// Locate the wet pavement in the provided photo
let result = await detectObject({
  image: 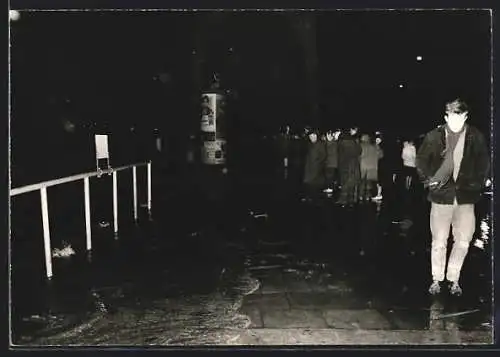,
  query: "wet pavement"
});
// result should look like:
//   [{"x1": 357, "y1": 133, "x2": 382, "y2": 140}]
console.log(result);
[{"x1": 10, "y1": 166, "x2": 493, "y2": 346}]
